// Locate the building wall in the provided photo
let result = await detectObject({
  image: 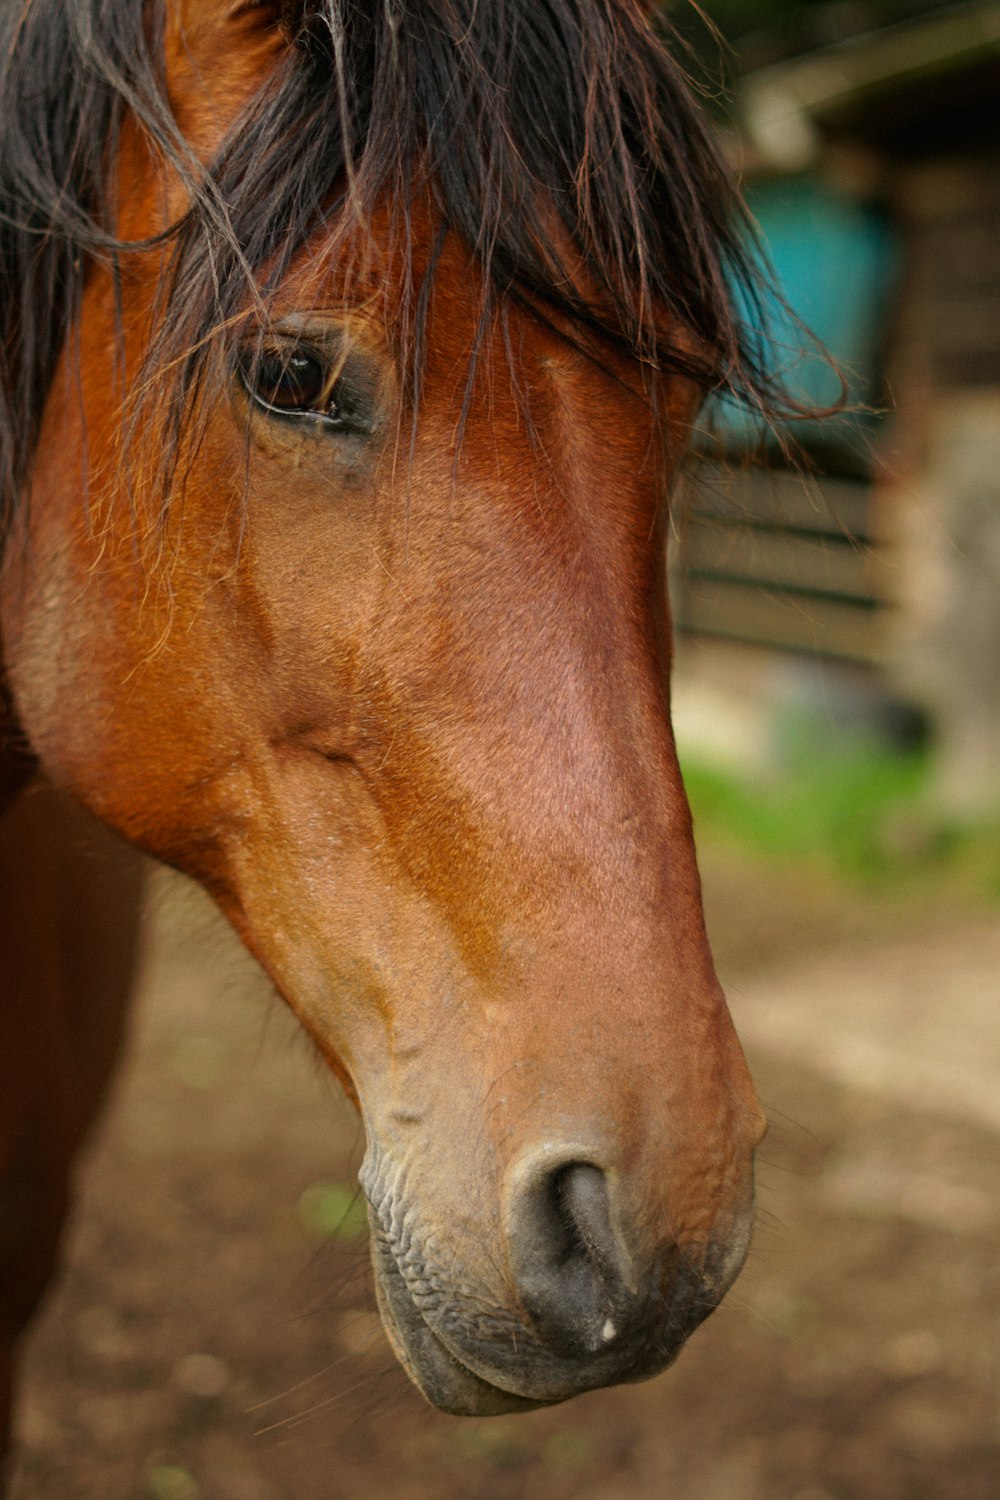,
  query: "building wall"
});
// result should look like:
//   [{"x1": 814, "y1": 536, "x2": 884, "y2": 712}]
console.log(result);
[{"x1": 883, "y1": 156, "x2": 1000, "y2": 813}]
